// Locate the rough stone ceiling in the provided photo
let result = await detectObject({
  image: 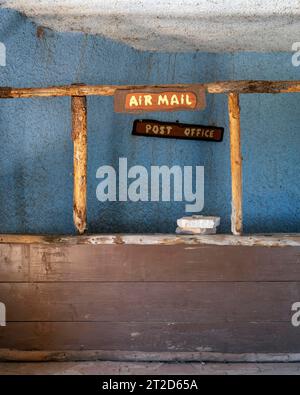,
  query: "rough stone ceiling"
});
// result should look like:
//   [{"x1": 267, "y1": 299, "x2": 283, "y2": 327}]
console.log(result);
[{"x1": 1, "y1": 0, "x2": 300, "y2": 52}]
